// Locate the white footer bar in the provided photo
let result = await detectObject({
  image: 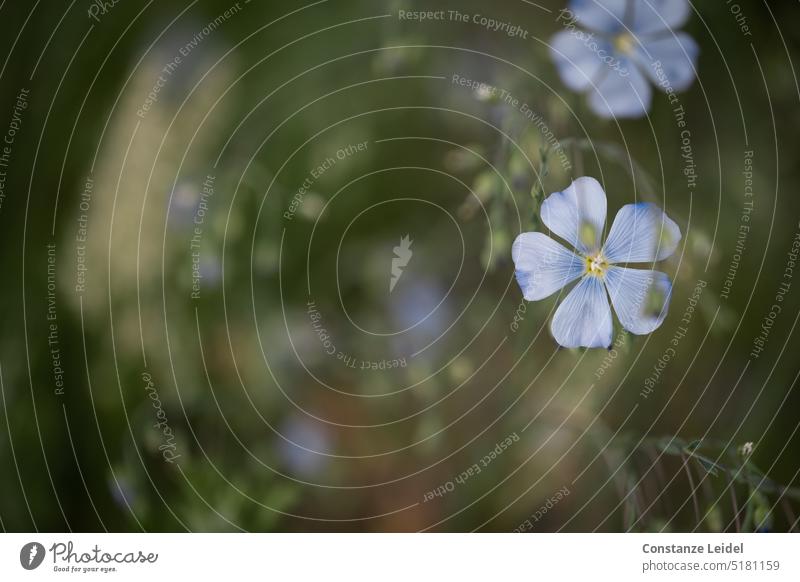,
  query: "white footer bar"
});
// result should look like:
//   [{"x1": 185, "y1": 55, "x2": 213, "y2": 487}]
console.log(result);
[{"x1": 1, "y1": 533, "x2": 798, "y2": 581}]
